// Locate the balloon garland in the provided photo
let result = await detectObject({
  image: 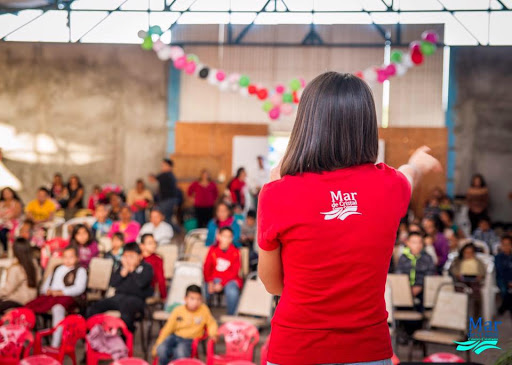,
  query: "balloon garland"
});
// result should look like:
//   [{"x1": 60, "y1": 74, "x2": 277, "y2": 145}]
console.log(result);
[{"x1": 140, "y1": 27, "x2": 438, "y2": 121}]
